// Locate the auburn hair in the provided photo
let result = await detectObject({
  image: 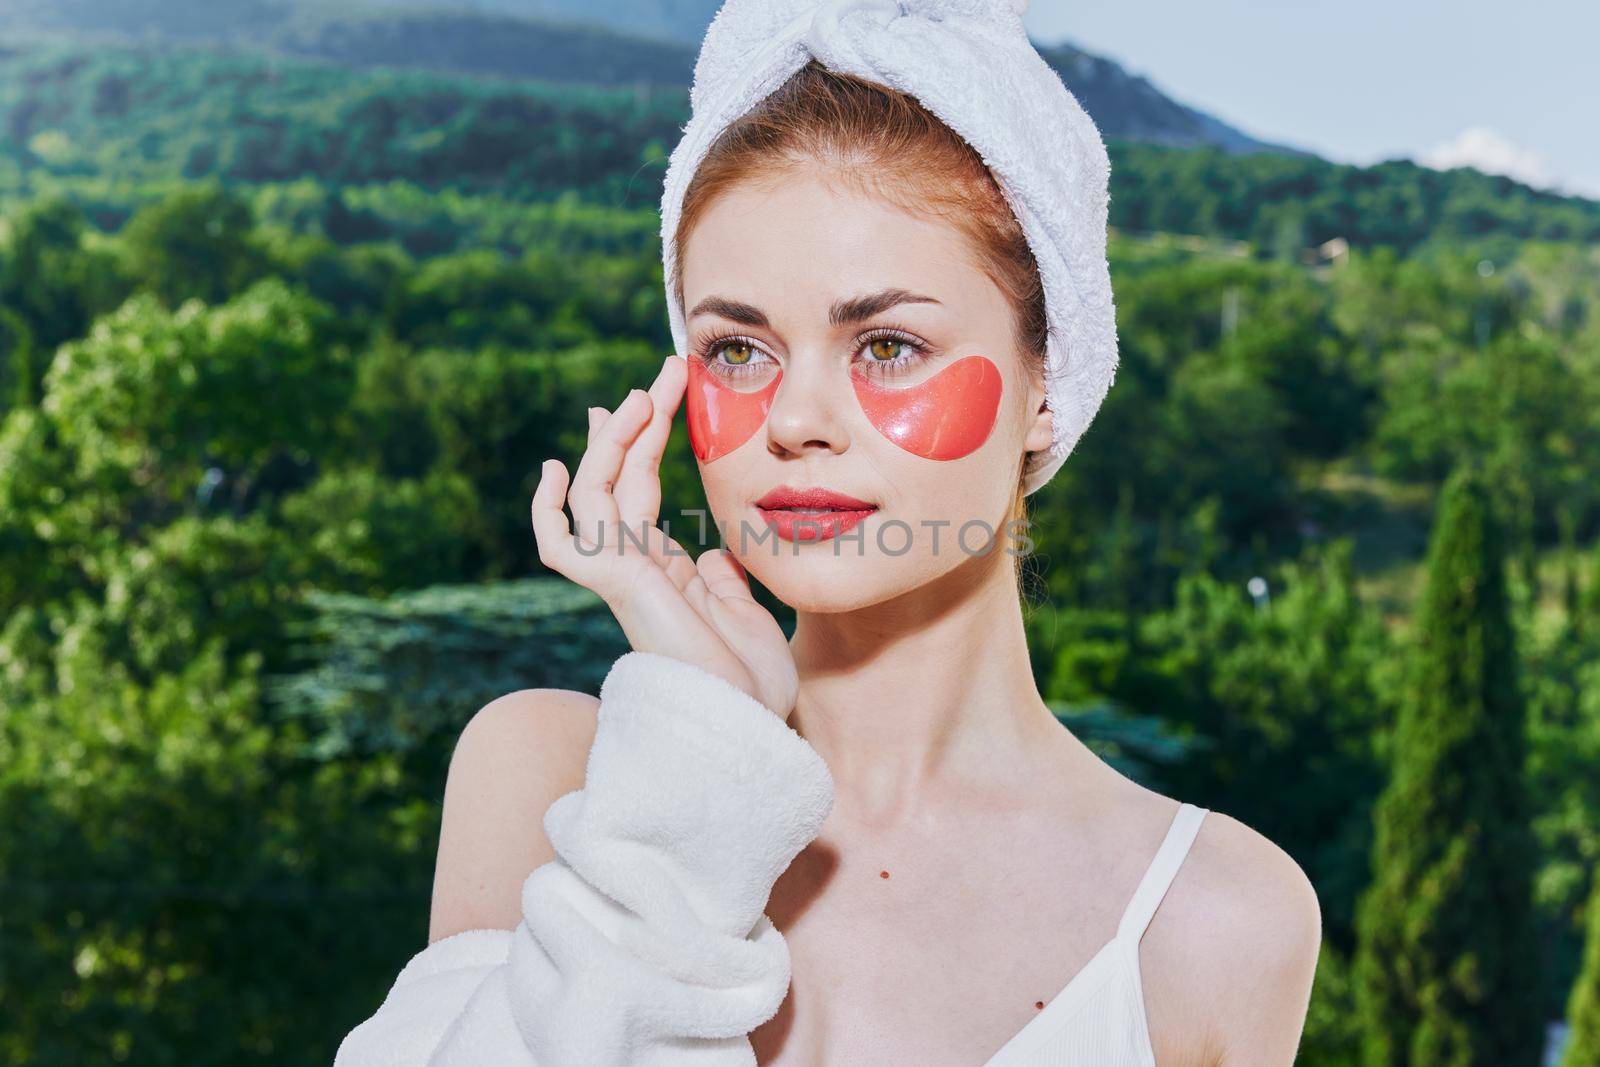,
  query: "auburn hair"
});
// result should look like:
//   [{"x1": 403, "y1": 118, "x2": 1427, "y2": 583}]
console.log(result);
[{"x1": 673, "y1": 59, "x2": 1045, "y2": 581}]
